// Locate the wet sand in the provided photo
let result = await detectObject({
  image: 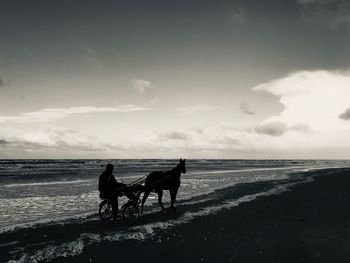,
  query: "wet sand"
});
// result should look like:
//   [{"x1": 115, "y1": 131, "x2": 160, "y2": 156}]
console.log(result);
[{"x1": 2, "y1": 168, "x2": 350, "y2": 262}]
